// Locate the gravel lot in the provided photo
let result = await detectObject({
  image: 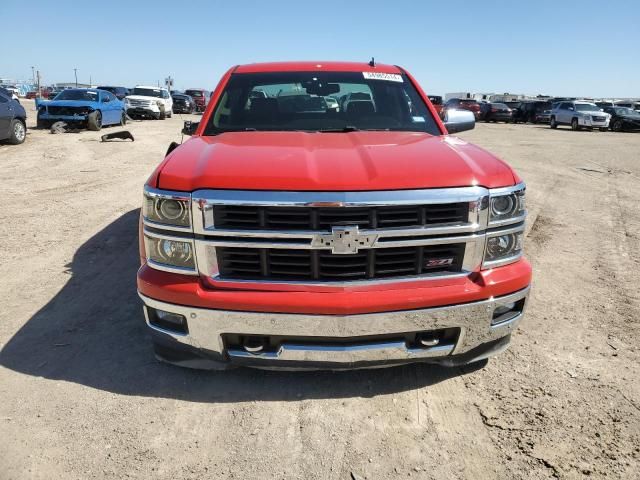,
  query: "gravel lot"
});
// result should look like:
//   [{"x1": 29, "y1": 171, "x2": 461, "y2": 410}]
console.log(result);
[{"x1": 1, "y1": 100, "x2": 639, "y2": 479}]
